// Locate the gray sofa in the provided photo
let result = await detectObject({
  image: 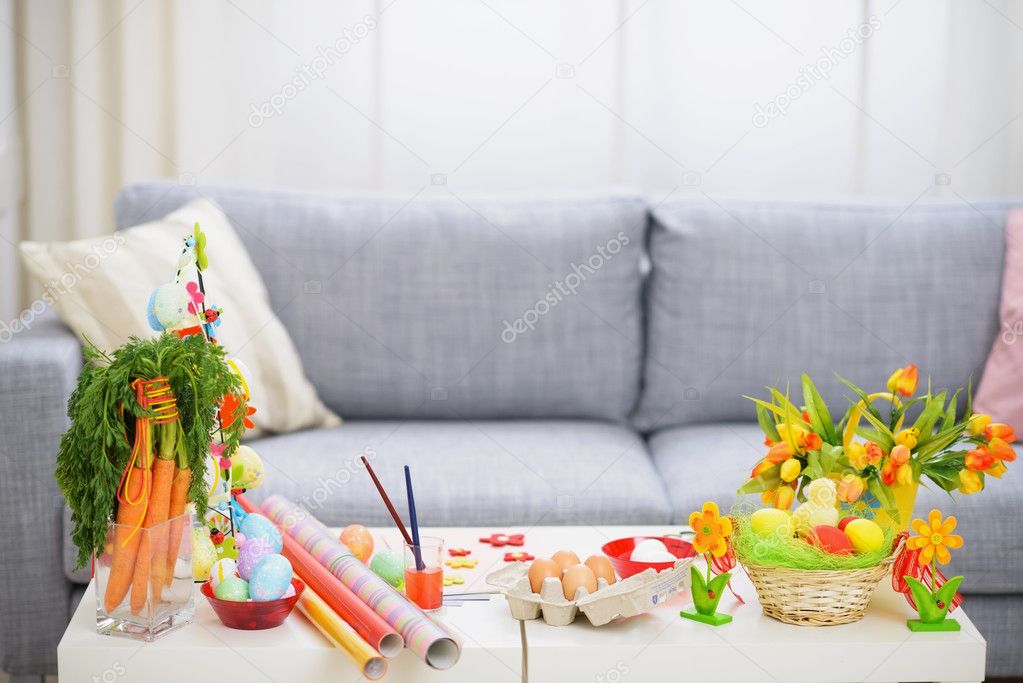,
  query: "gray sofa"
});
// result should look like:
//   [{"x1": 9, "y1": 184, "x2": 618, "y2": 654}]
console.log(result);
[{"x1": 2, "y1": 182, "x2": 1020, "y2": 679}]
